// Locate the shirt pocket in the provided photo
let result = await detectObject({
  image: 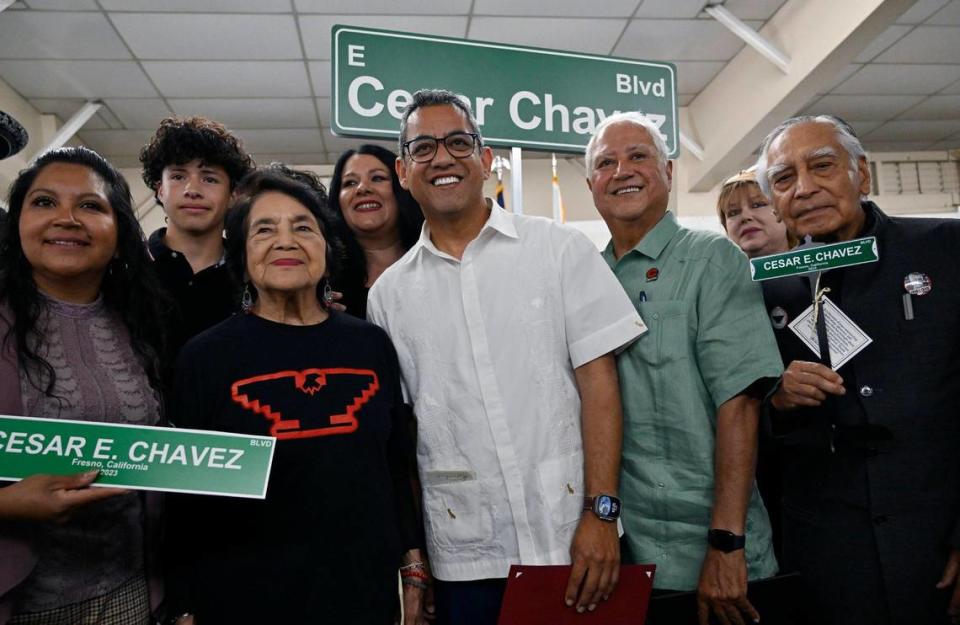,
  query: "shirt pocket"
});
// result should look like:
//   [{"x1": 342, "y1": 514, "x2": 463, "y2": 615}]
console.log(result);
[
  {"x1": 537, "y1": 453, "x2": 584, "y2": 532},
  {"x1": 423, "y1": 479, "x2": 496, "y2": 551},
  {"x1": 635, "y1": 300, "x2": 688, "y2": 366}
]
